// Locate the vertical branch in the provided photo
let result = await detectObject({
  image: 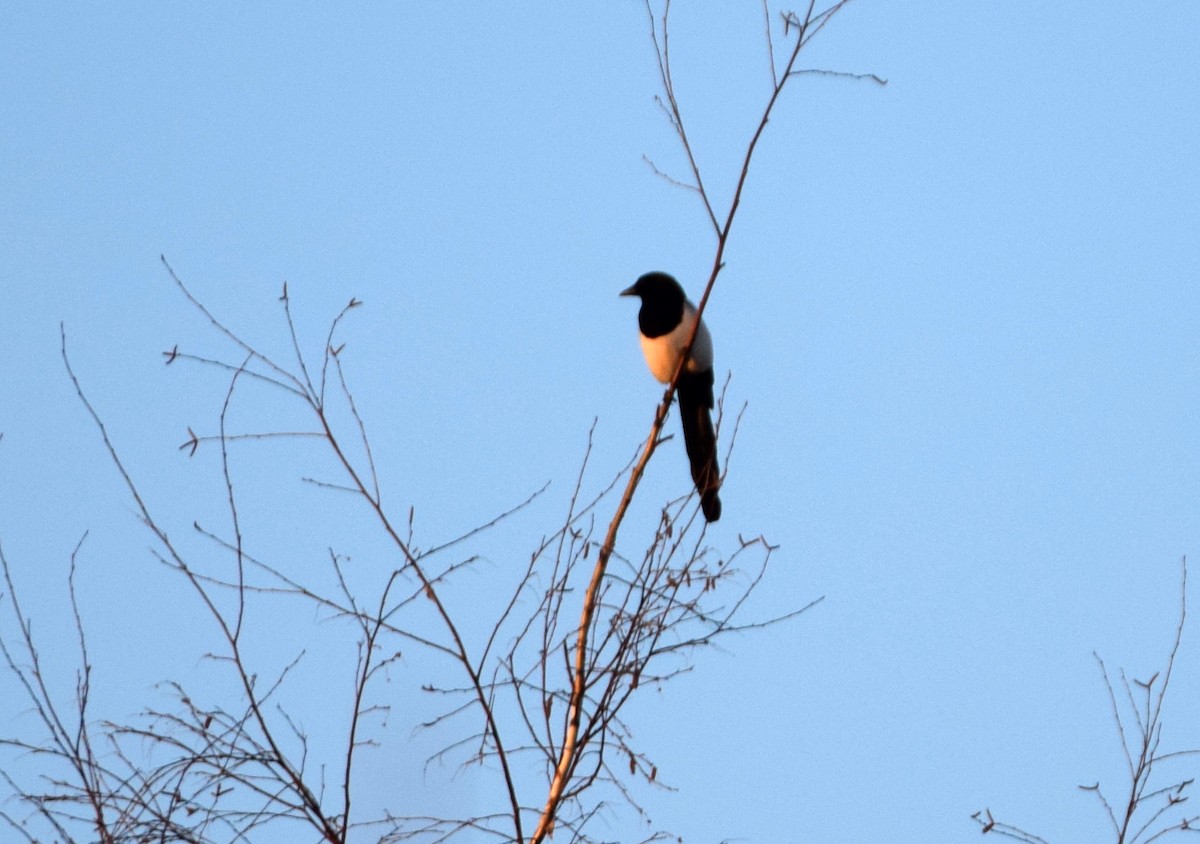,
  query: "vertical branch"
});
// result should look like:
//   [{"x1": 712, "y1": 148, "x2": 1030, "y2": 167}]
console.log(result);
[
  {"x1": 531, "y1": 4, "x2": 863, "y2": 841},
  {"x1": 337, "y1": 555, "x2": 403, "y2": 842},
  {"x1": 280, "y1": 281, "x2": 318, "y2": 402},
  {"x1": 62, "y1": 534, "x2": 110, "y2": 841},
  {"x1": 220, "y1": 355, "x2": 252, "y2": 643},
  {"x1": 330, "y1": 343, "x2": 382, "y2": 508},
  {"x1": 0, "y1": 535, "x2": 116, "y2": 843},
  {"x1": 644, "y1": 0, "x2": 719, "y2": 236},
  {"x1": 763, "y1": 0, "x2": 779, "y2": 88}
]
